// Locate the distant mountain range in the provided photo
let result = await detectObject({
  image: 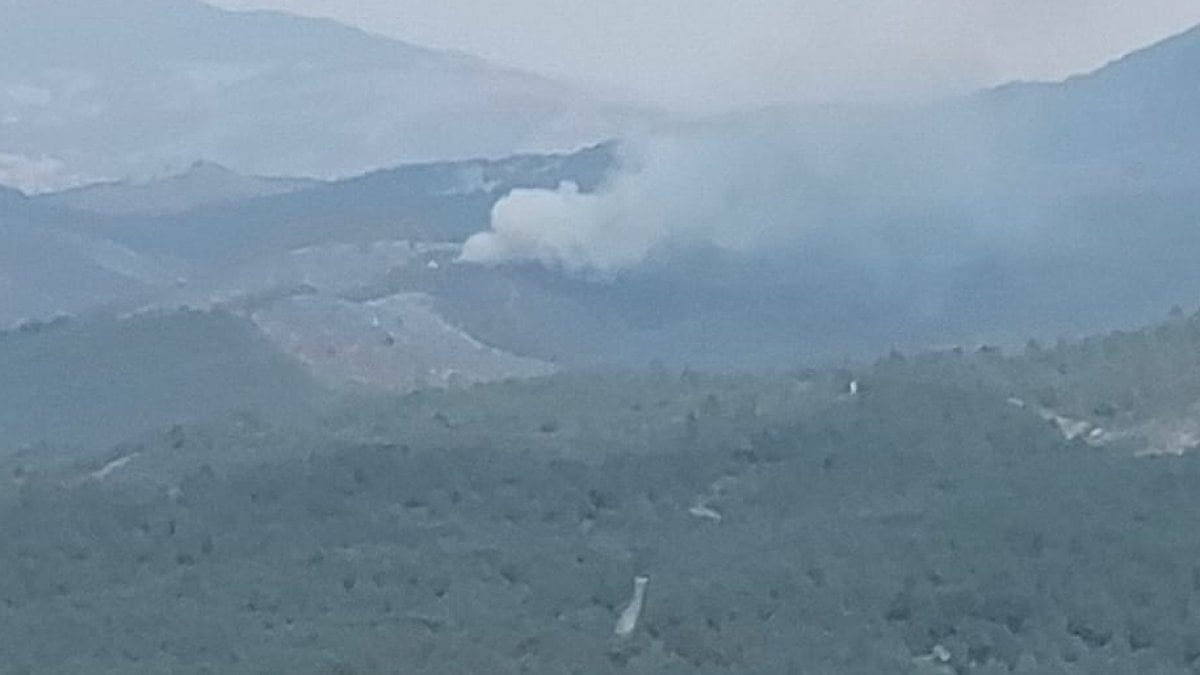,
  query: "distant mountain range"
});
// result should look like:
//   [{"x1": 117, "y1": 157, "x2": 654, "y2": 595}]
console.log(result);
[
  {"x1": 2, "y1": 21, "x2": 1200, "y2": 395},
  {"x1": 0, "y1": 0, "x2": 652, "y2": 190},
  {"x1": 39, "y1": 161, "x2": 320, "y2": 216},
  {"x1": 0, "y1": 147, "x2": 611, "y2": 399},
  {"x1": 971, "y1": 22, "x2": 1200, "y2": 192},
  {"x1": 374, "y1": 24, "x2": 1200, "y2": 368}
]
